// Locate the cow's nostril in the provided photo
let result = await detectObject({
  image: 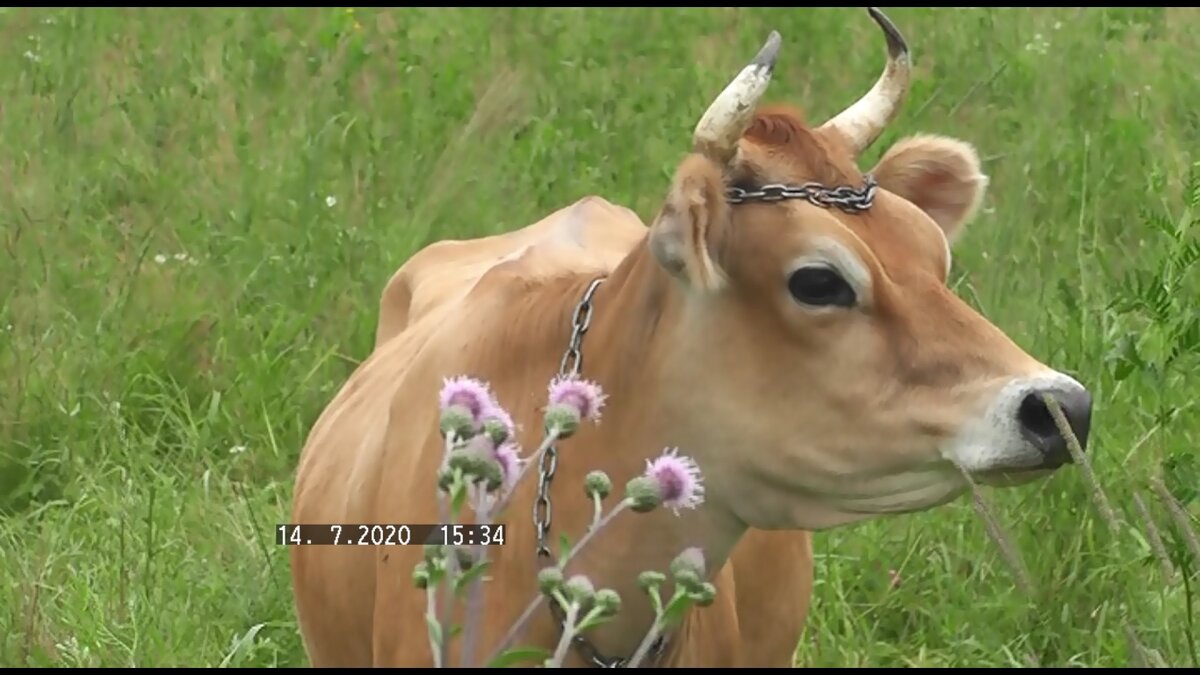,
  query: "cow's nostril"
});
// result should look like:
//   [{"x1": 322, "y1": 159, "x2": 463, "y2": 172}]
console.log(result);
[
  {"x1": 1016, "y1": 386, "x2": 1093, "y2": 468},
  {"x1": 1017, "y1": 393, "x2": 1057, "y2": 441}
]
